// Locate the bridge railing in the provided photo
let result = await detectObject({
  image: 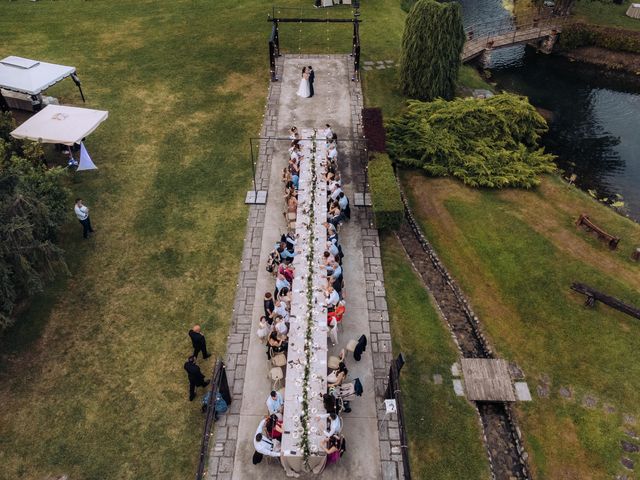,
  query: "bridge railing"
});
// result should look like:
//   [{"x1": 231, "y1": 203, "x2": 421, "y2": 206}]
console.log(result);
[{"x1": 462, "y1": 12, "x2": 574, "y2": 58}]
